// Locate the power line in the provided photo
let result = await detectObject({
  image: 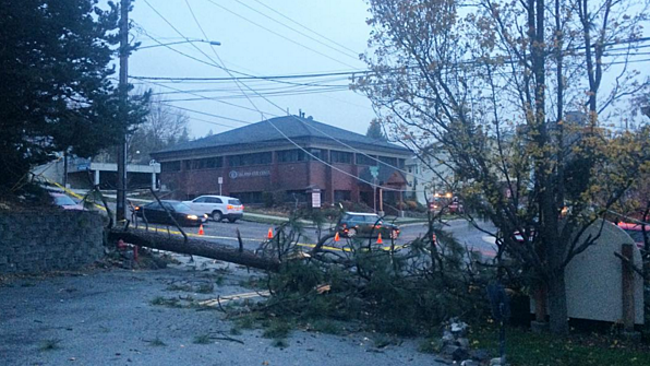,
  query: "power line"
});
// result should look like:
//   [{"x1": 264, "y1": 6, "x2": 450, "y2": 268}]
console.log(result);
[
  {"x1": 141, "y1": 0, "x2": 237, "y2": 75},
  {"x1": 202, "y1": 0, "x2": 364, "y2": 70},
  {"x1": 185, "y1": 1, "x2": 413, "y2": 192},
  {"x1": 138, "y1": 78, "x2": 276, "y2": 114},
  {"x1": 130, "y1": 69, "x2": 369, "y2": 82},
  {"x1": 249, "y1": 0, "x2": 360, "y2": 57},
  {"x1": 230, "y1": 0, "x2": 360, "y2": 60},
  {"x1": 133, "y1": 25, "x2": 357, "y2": 88},
  {"x1": 162, "y1": 103, "x2": 254, "y2": 125}
]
